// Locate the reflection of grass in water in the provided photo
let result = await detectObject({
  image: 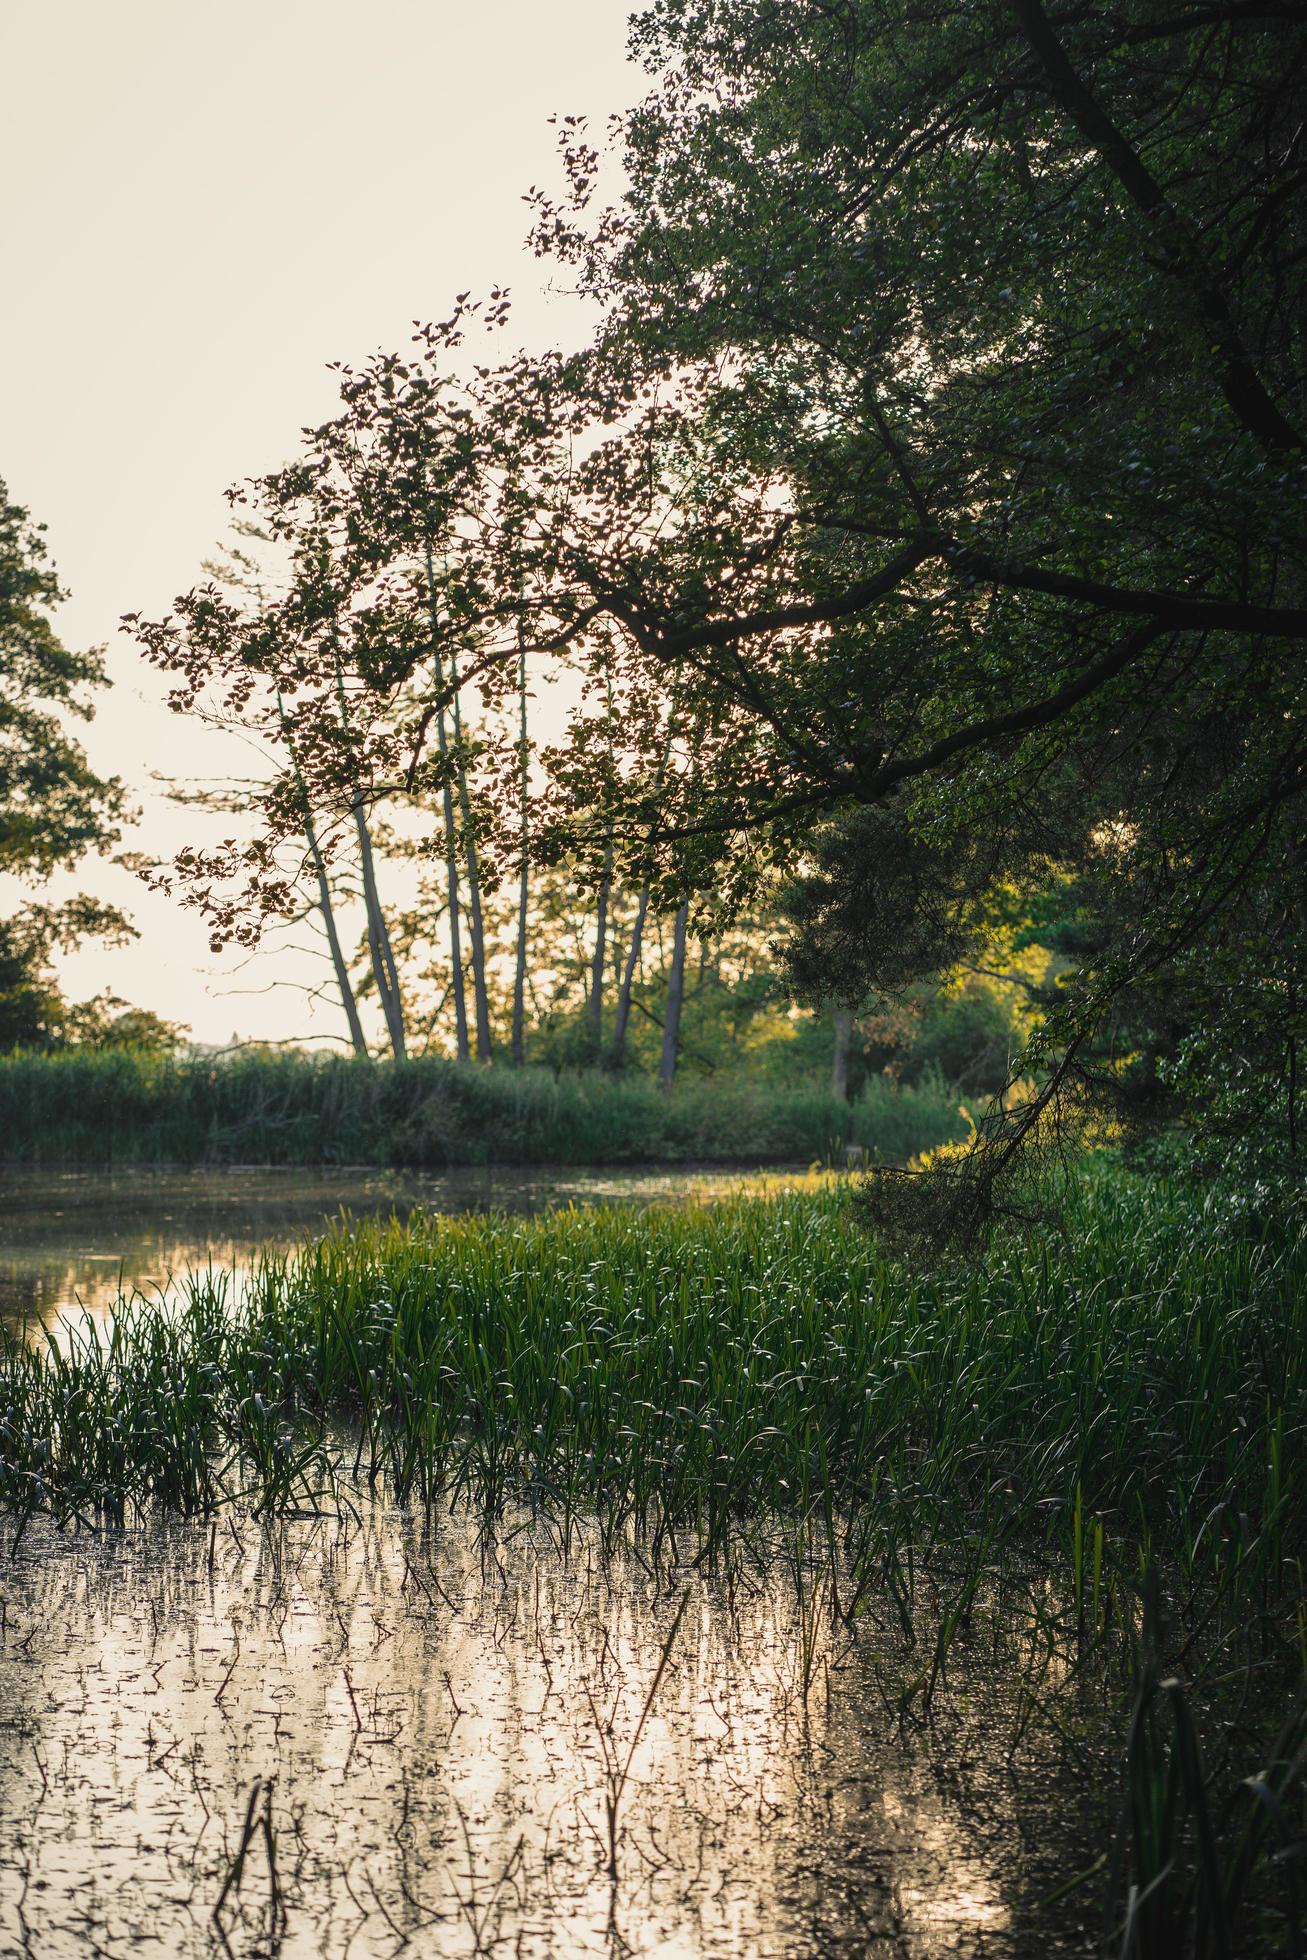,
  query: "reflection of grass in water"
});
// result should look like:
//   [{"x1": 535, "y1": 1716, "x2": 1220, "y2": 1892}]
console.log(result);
[
  {"x1": 0, "y1": 1508, "x2": 1079, "y2": 1957},
  {"x1": 1, "y1": 1166, "x2": 1305, "y2": 1949},
  {"x1": 2, "y1": 1502, "x2": 1300, "y2": 1957}
]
